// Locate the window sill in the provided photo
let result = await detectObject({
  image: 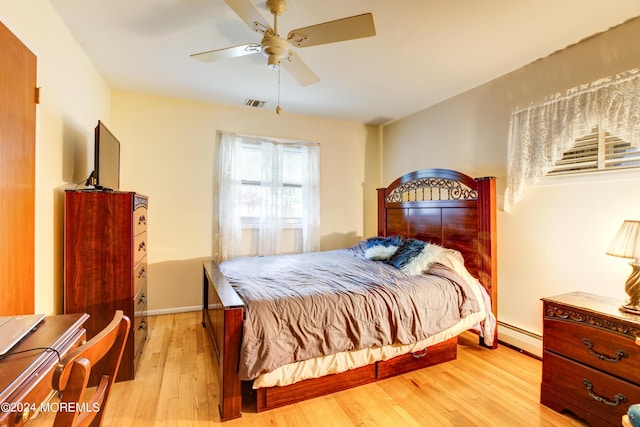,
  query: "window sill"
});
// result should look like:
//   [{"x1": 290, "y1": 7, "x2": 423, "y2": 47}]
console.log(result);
[
  {"x1": 241, "y1": 218, "x2": 303, "y2": 230},
  {"x1": 541, "y1": 168, "x2": 640, "y2": 186}
]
